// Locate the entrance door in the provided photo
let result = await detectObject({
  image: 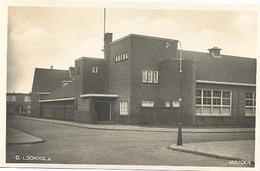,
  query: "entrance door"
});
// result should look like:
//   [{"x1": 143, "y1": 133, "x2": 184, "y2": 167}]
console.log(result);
[{"x1": 95, "y1": 102, "x2": 110, "y2": 121}]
